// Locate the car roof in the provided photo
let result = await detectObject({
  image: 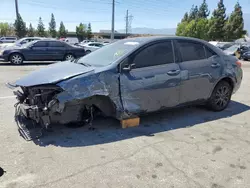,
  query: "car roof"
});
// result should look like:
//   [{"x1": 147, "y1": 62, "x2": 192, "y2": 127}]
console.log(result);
[{"x1": 123, "y1": 36, "x2": 225, "y2": 56}]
